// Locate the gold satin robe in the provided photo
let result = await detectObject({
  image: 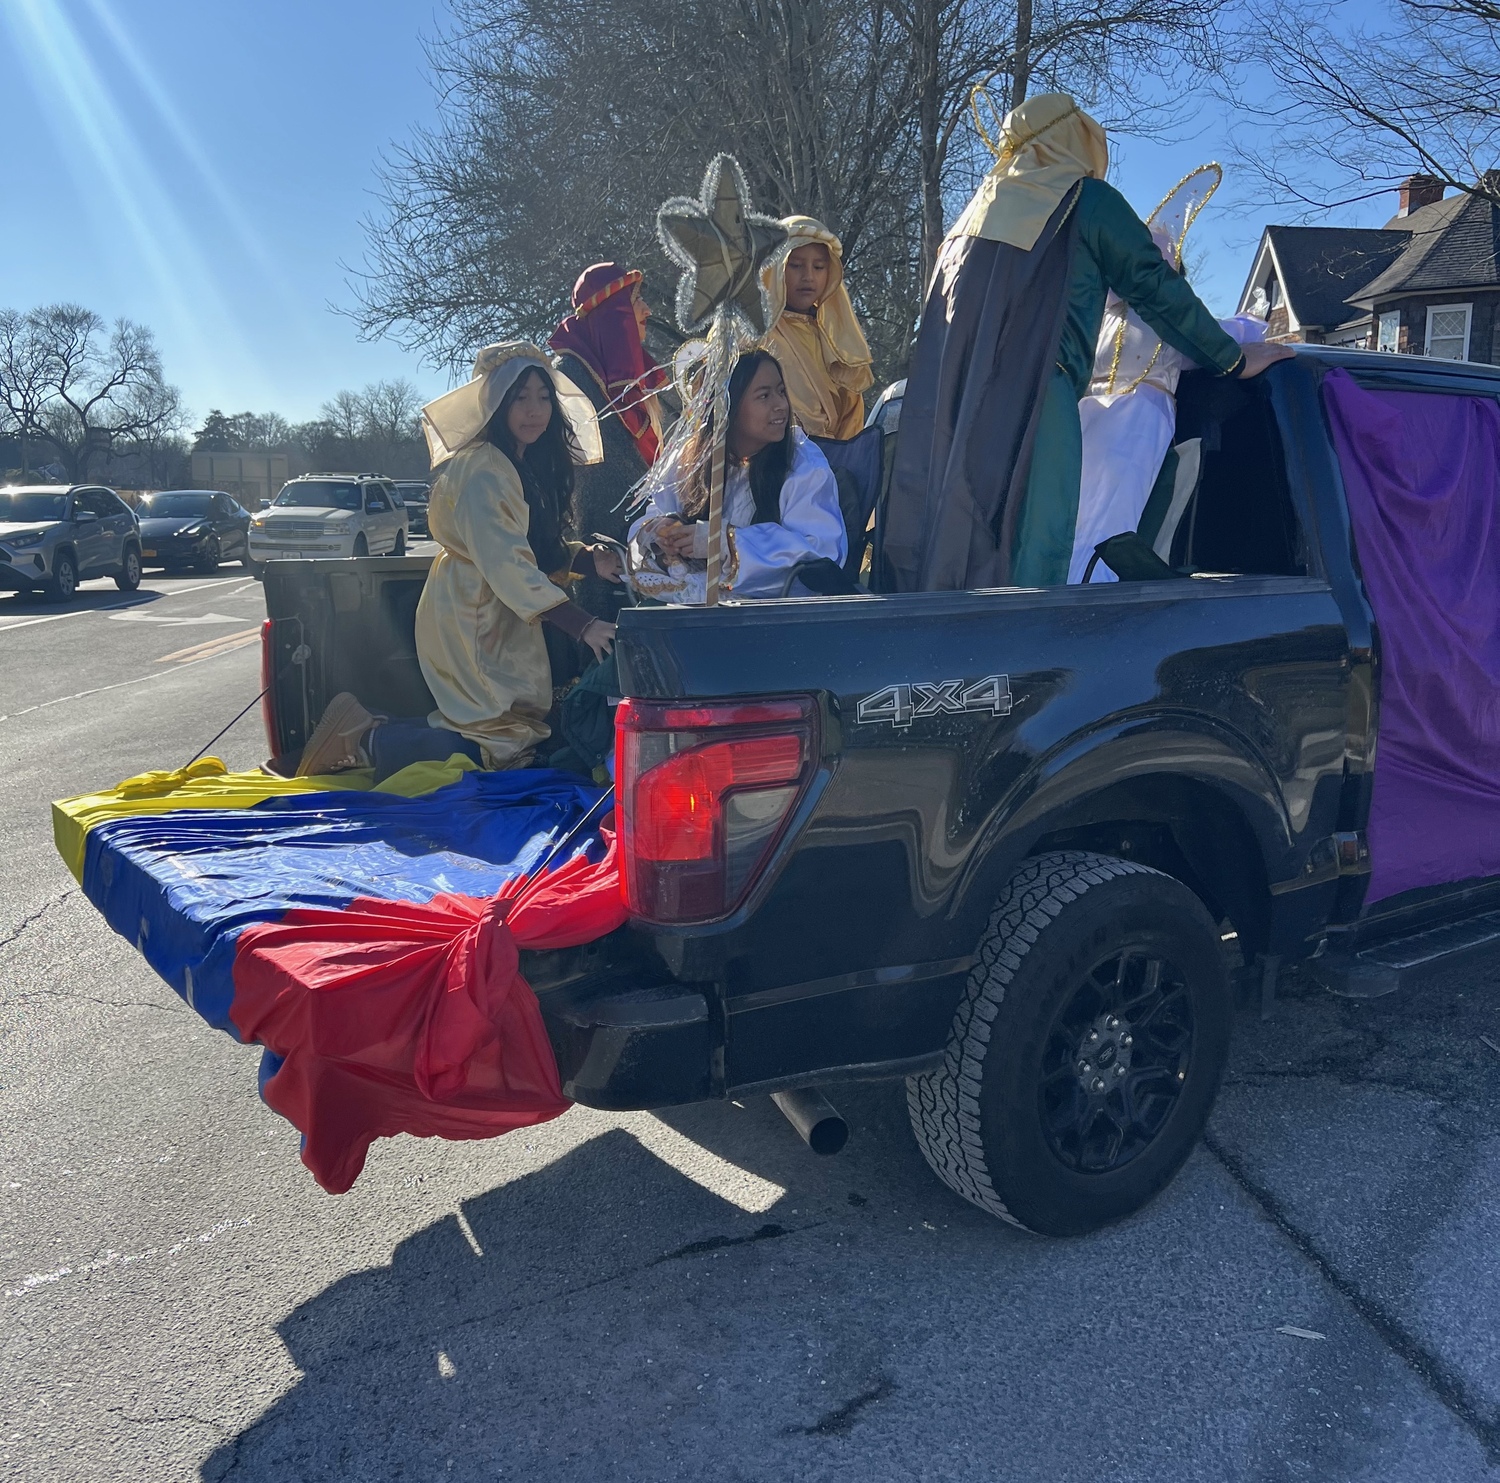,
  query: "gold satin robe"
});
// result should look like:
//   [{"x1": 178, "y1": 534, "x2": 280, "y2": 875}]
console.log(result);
[
  {"x1": 764, "y1": 312, "x2": 870, "y2": 441},
  {"x1": 415, "y1": 442, "x2": 570, "y2": 768}
]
